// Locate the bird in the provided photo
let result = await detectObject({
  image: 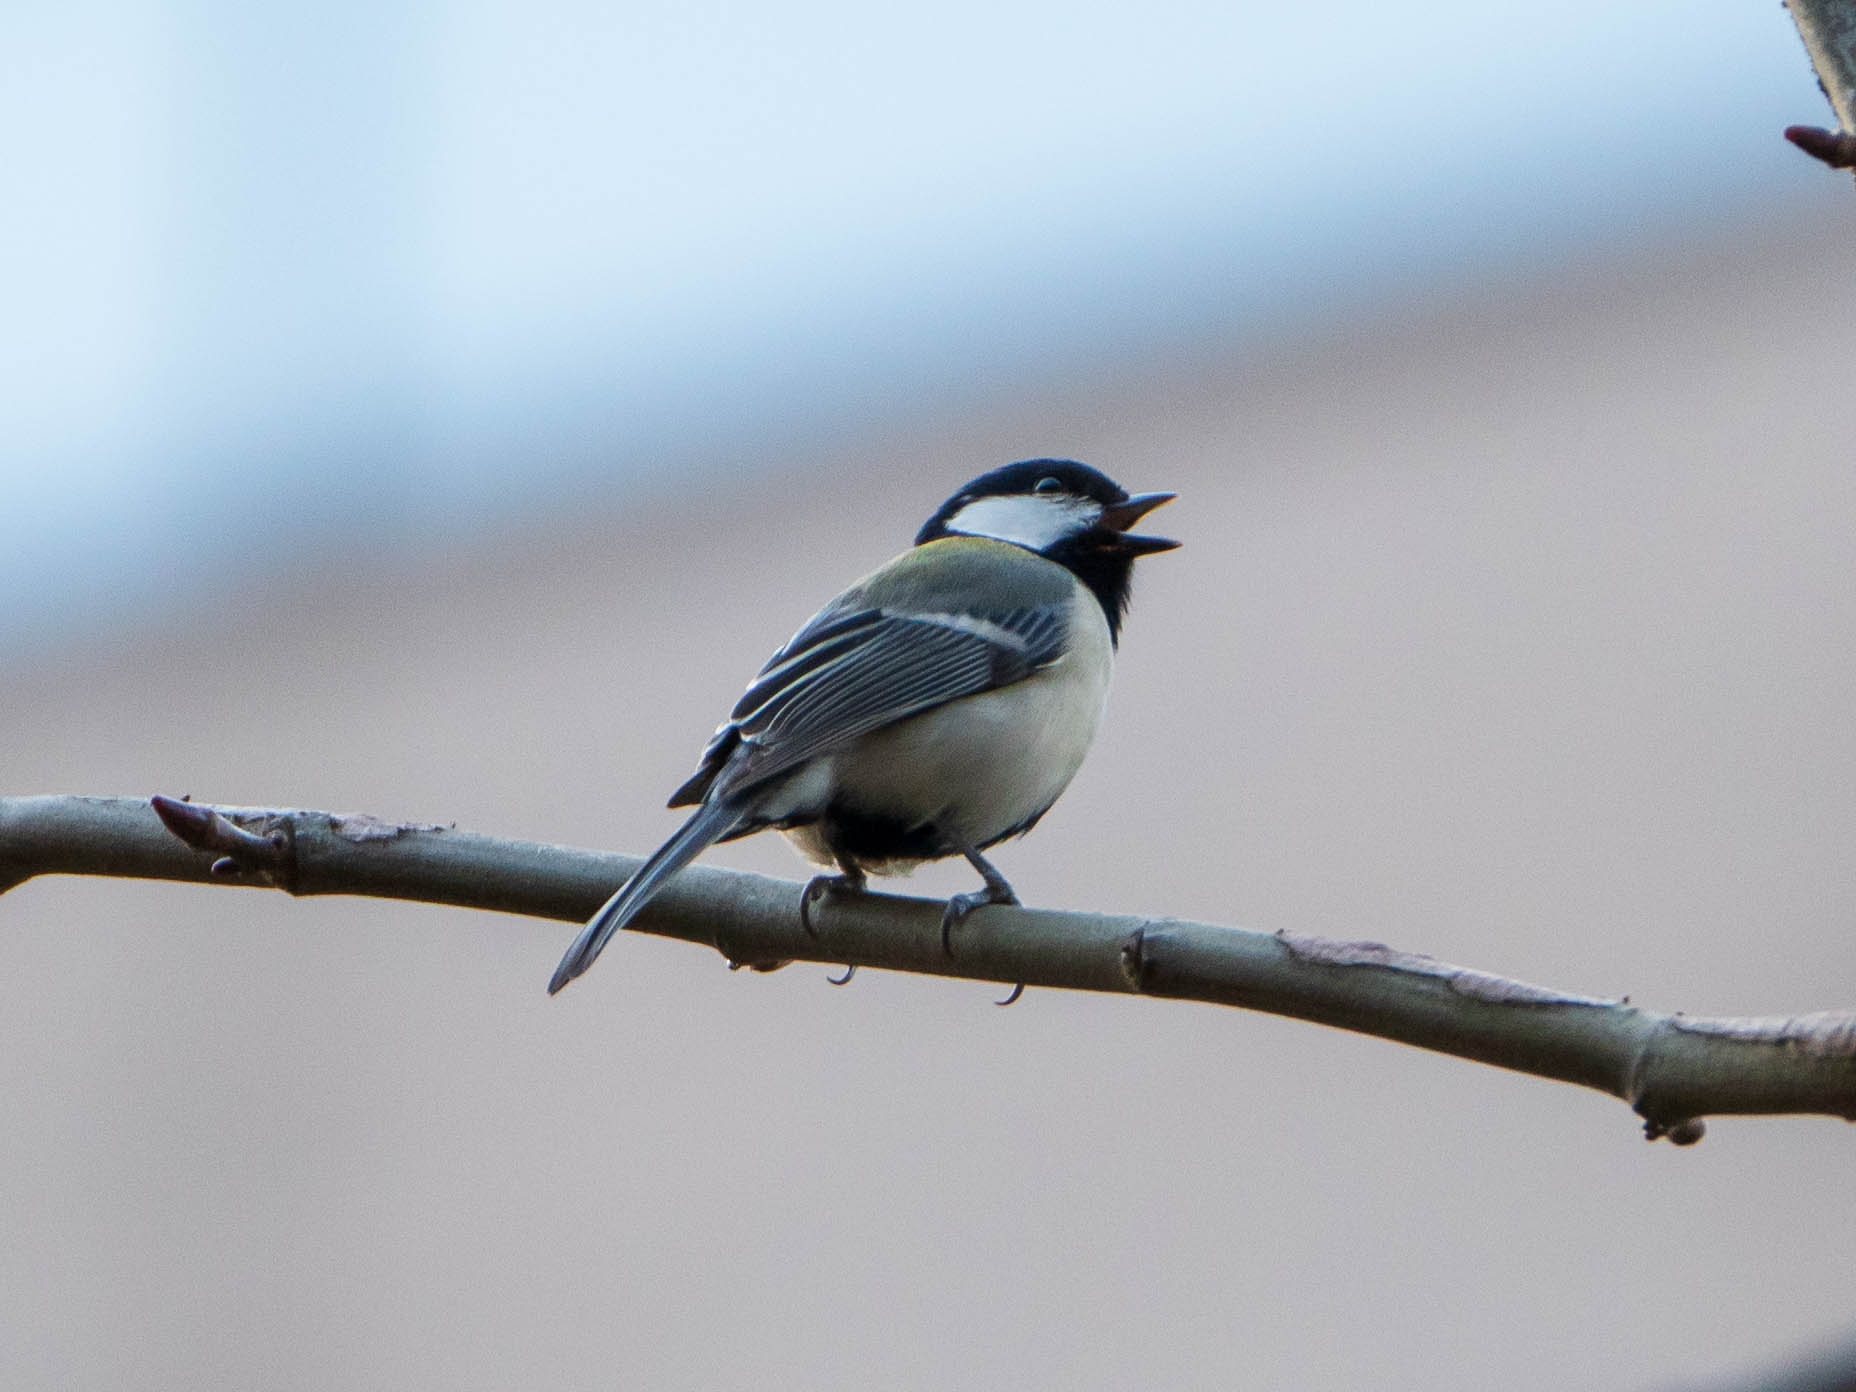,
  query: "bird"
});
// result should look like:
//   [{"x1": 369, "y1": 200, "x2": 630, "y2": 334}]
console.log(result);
[{"x1": 547, "y1": 459, "x2": 1178, "y2": 994}]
